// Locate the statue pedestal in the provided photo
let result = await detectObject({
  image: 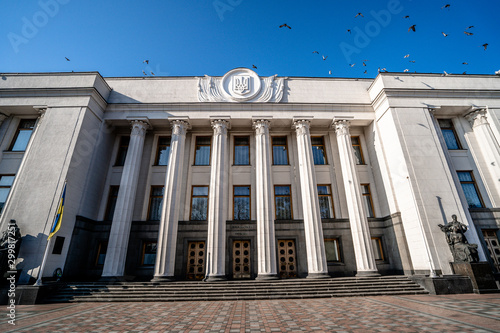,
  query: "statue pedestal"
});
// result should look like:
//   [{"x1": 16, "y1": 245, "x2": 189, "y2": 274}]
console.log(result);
[{"x1": 451, "y1": 262, "x2": 498, "y2": 294}]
